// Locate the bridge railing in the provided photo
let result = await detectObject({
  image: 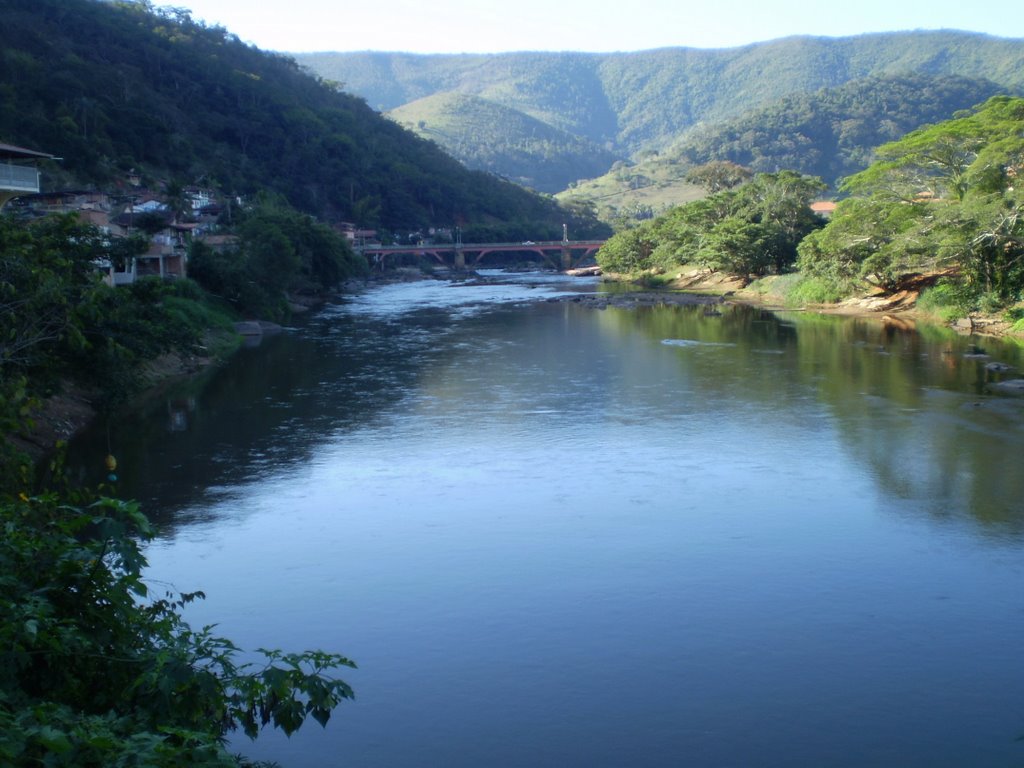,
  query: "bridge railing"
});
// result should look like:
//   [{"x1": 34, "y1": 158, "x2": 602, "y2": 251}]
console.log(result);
[{"x1": 357, "y1": 240, "x2": 604, "y2": 253}]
